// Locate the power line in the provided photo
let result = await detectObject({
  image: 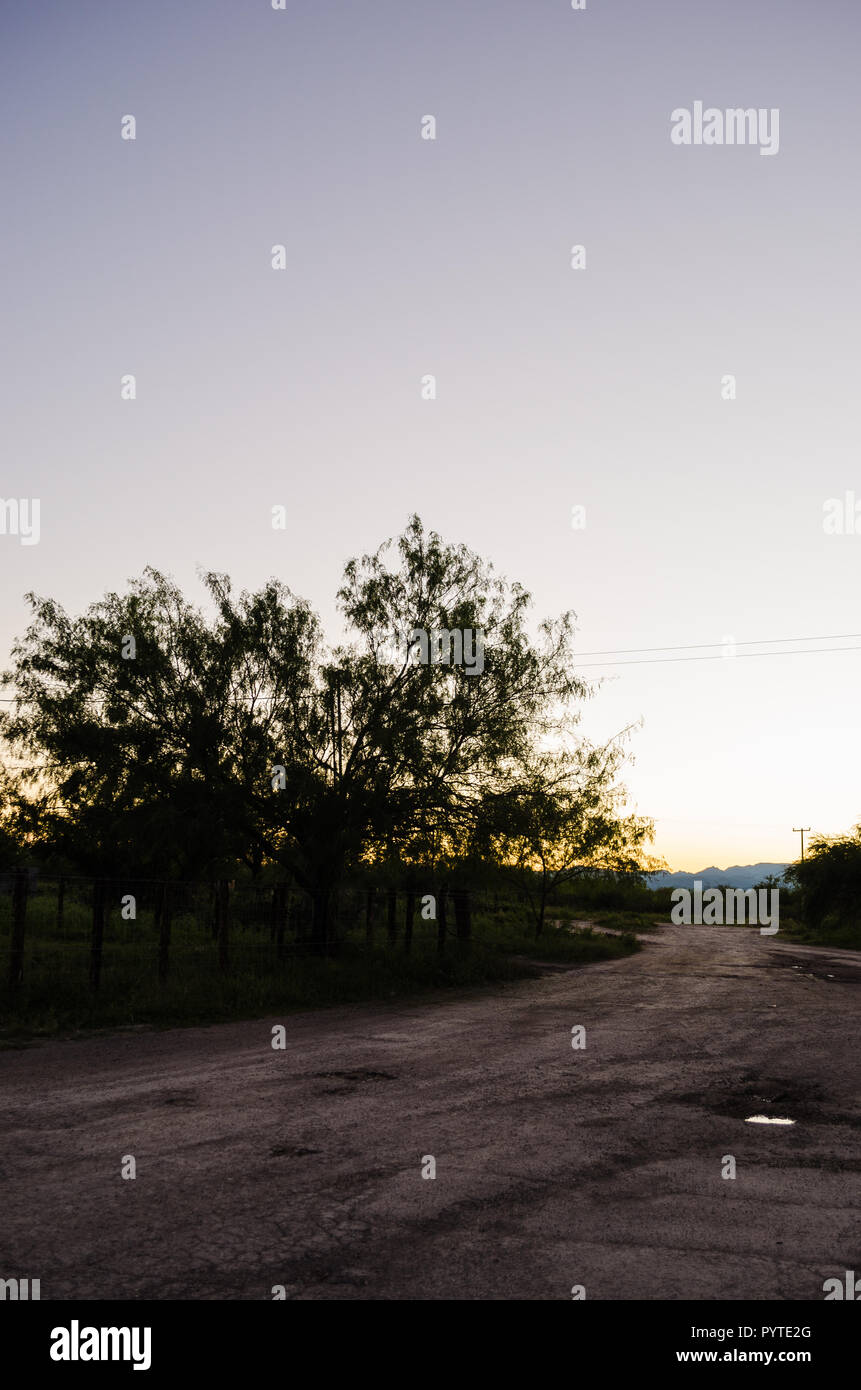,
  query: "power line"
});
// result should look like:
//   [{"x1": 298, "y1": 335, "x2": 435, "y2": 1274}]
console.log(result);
[
  {"x1": 576, "y1": 632, "x2": 861, "y2": 657},
  {"x1": 1, "y1": 633, "x2": 860, "y2": 698},
  {"x1": 576, "y1": 644, "x2": 861, "y2": 669}
]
